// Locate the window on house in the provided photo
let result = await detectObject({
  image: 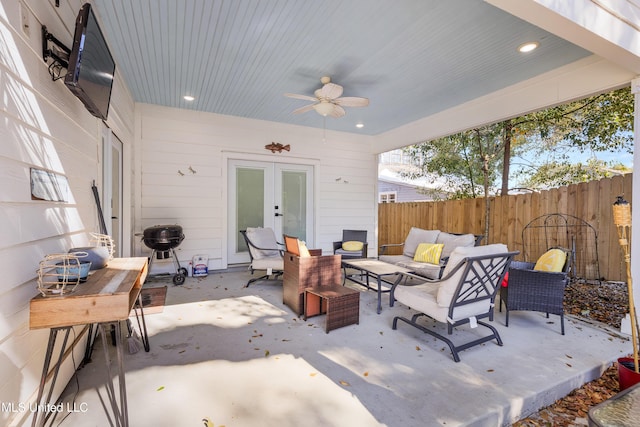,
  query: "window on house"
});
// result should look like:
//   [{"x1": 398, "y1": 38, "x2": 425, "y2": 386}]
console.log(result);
[{"x1": 379, "y1": 192, "x2": 397, "y2": 203}]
